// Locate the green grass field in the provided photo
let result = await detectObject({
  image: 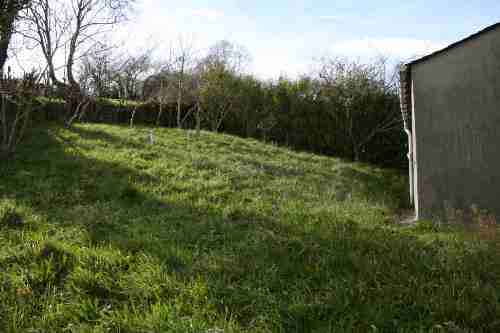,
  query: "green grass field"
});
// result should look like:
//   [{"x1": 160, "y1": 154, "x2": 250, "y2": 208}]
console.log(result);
[{"x1": 1, "y1": 123, "x2": 499, "y2": 332}]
